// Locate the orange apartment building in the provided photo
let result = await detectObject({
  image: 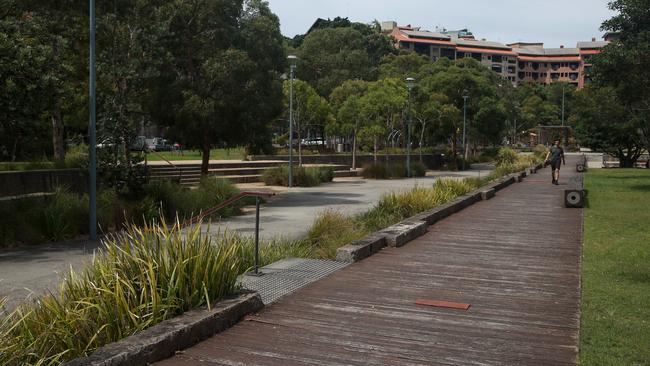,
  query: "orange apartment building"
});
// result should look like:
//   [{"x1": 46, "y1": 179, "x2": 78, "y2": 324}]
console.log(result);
[{"x1": 381, "y1": 21, "x2": 616, "y2": 88}]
